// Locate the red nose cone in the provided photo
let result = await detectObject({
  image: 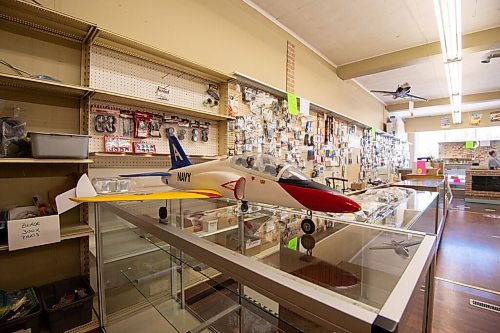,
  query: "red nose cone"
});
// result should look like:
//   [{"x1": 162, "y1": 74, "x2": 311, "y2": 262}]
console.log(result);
[
  {"x1": 337, "y1": 195, "x2": 362, "y2": 213},
  {"x1": 279, "y1": 183, "x2": 362, "y2": 213}
]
